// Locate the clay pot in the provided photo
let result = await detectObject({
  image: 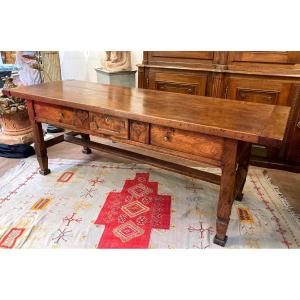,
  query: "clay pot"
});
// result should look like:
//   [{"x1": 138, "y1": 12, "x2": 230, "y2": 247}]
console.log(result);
[{"x1": 0, "y1": 110, "x2": 33, "y2": 144}]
